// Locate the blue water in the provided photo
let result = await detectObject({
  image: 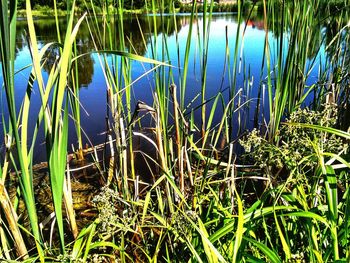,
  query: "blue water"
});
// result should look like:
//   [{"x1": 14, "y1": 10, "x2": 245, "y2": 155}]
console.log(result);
[{"x1": 0, "y1": 13, "x2": 326, "y2": 161}]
